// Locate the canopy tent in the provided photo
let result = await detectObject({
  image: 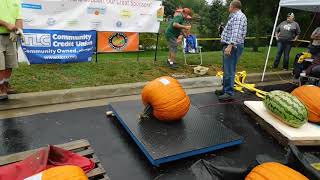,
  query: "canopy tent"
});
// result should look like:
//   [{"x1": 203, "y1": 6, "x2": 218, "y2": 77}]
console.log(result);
[{"x1": 261, "y1": 0, "x2": 320, "y2": 81}]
